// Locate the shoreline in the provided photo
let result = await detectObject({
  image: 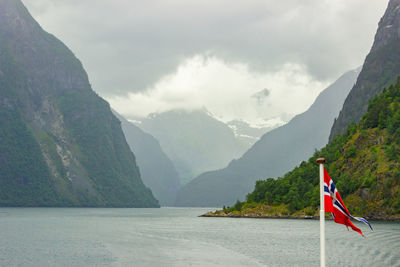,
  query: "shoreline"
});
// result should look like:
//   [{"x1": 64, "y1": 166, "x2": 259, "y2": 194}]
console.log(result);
[{"x1": 200, "y1": 213, "x2": 400, "y2": 222}]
